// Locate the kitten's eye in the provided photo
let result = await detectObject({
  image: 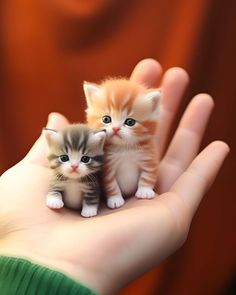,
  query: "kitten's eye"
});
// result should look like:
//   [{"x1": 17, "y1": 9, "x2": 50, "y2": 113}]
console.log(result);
[
  {"x1": 124, "y1": 118, "x2": 136, "y2": 126},
  {"x1": 81, "y1": 156, "x2": 91, "y2": 164},
  {"x1": 59, "y1": 155, "x2": 69, "y2": 162},
  {"x1": 102, "y1": 115, "x2": 112, "y2": 124}
]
